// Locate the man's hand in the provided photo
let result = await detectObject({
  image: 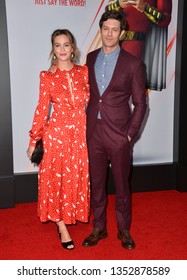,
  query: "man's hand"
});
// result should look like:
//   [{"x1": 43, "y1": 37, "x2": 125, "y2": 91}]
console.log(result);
[
  {"x1": 48, "y1": 64, "x2": 57, "y2": 73},
  {"x1": 127, "y1": 135, "x2": 132, "y2": 142}
]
